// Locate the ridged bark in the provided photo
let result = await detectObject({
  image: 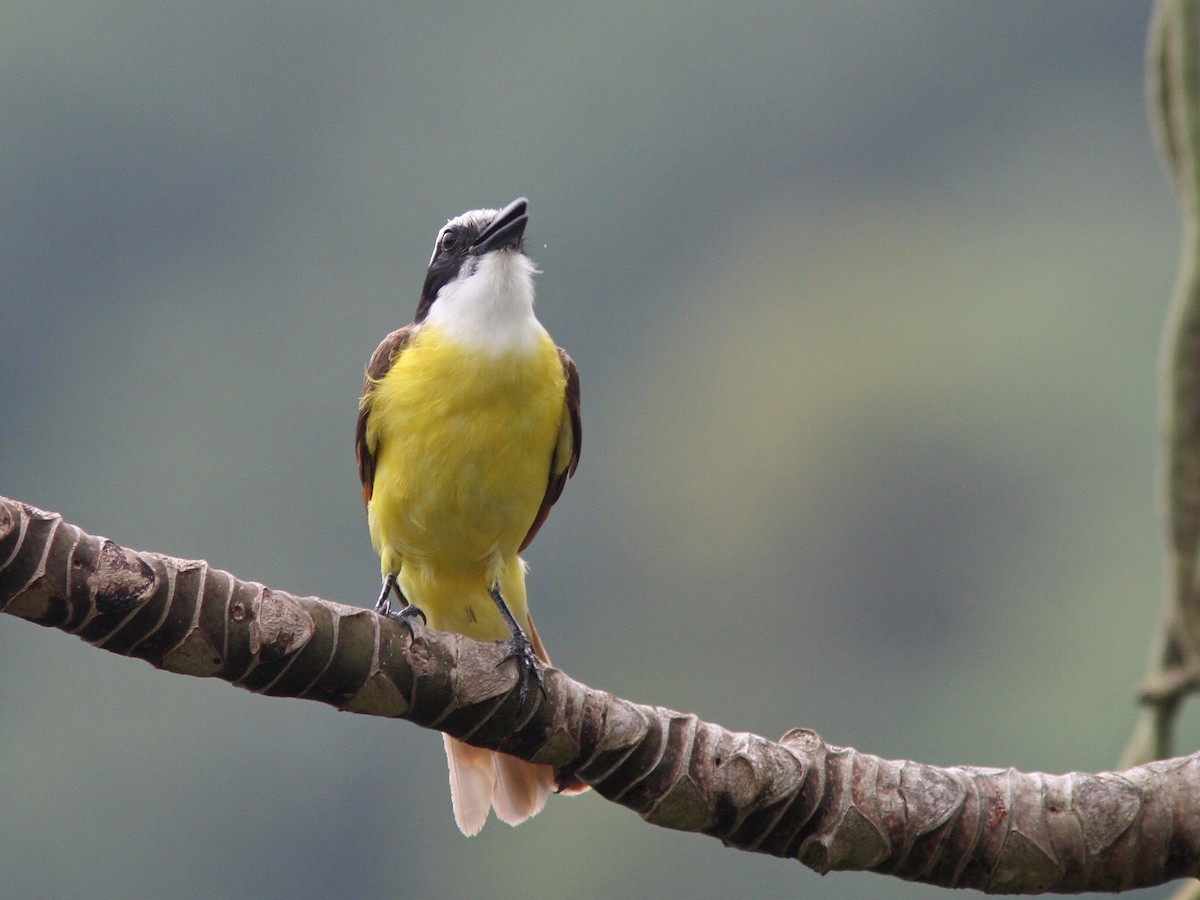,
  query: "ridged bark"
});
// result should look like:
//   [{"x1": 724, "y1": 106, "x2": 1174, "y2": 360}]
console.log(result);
[{"x1": 3, "y1": 495, "x2": 1200, "y2": 894}]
